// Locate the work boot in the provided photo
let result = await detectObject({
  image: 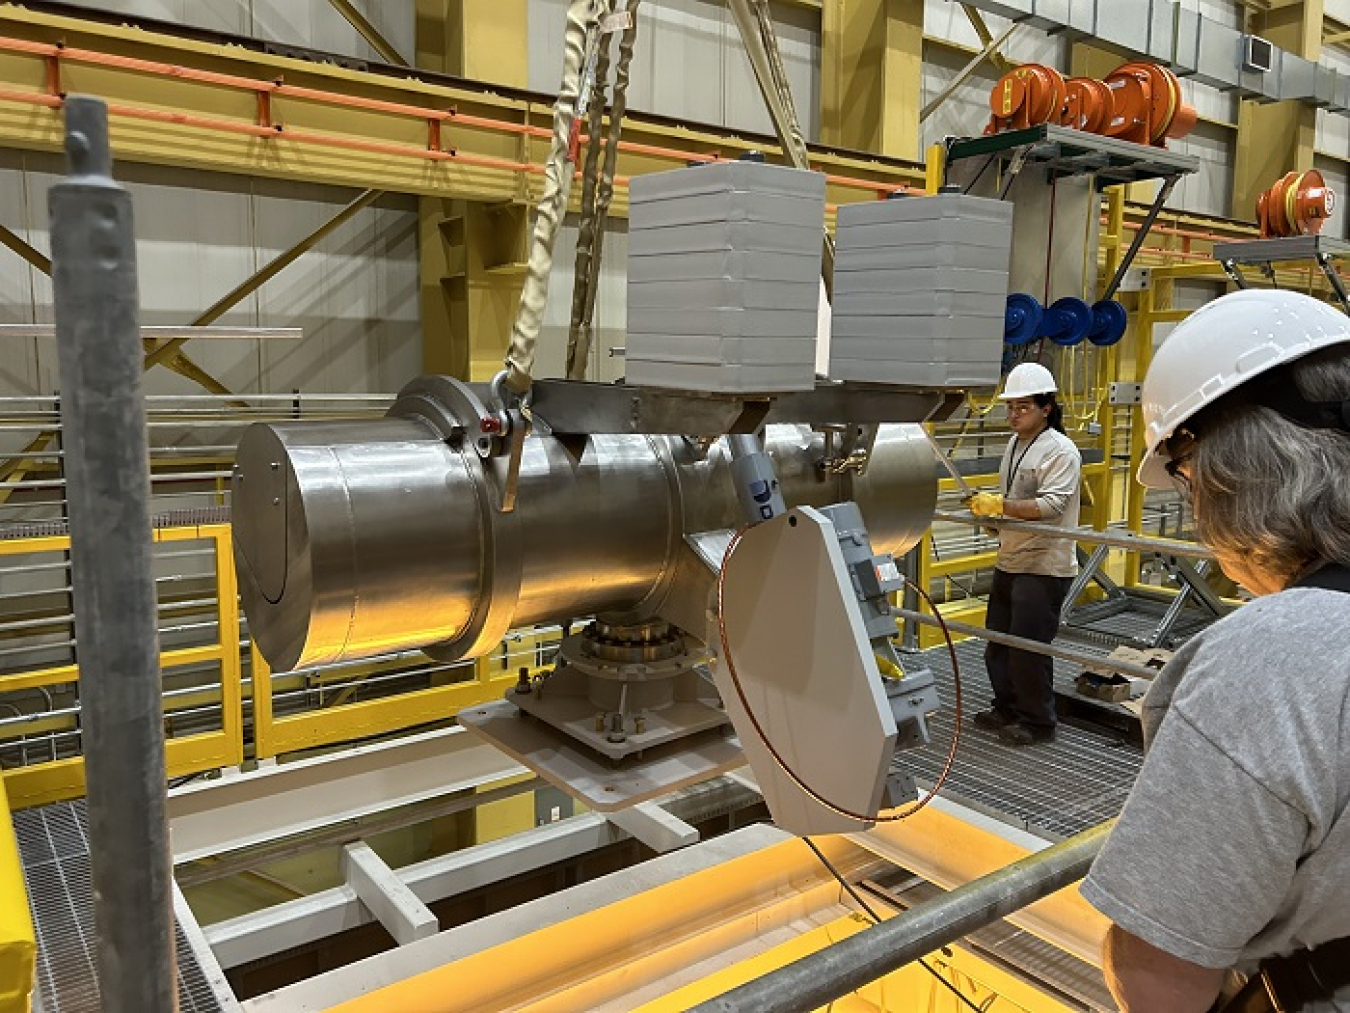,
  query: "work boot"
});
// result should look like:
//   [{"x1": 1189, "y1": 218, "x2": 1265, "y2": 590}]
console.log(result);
[
  {"x1": 998, "y1": 723, "x2": 1056, "y2": 746},
  {"x1": 973, "y1": 709, "x2": 1017, "y2": 731}
]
